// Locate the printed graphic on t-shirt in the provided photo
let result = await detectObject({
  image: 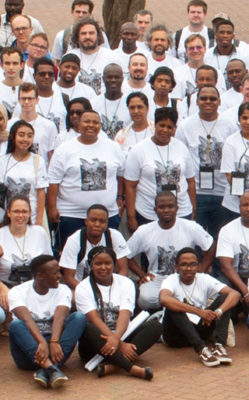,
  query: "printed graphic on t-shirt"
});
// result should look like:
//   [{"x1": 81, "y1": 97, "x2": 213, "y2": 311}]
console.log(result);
[
  {"x1": 32, "y1": 143, "x2": 39, "y2": 154},
  {"x1": 80, "y1": 158, "x2": 107, "y2": 191},
  {"x1": 6, "y1": 177, "x2": 31, "y2": 202},
  {"x1": 2, "y1": 100, "x2": 15, "y2": 114},
  {"x1": 8, "y1": 253, "x2": 32, "y2": 283},
  {"x1": 37, "y1": 112, "x2": 60, "y2": 132},
  {"x1": 102, "y1": 301, "x2": 119, "y2": 331},
  {"x1": 155, "y1": 160, "x2": 180, "y2": 192},
  {"x1": 198, "y1": 136, "x2": 223, "y2": 169},
  {"x1": 31, "y1": 312, "x2": 53, "y2": 334},
  {"x1": 101, "y1": 115, "x2": 123, "y2": 140},
  {"x1": 157, "y1": 245, "x2": 177, "y2": 275},
  {"x1": 238, "y1": 244, "x2": 249, "y2": 277},
  {"x1": 186, "y1": 81, "x2": 196, "y2": 96},
  {"x1": 79, "y1": 68, "x2": 101, "y2": 95},
  {"x1": 235, "y1": 157, "x2": 249, "y2": 188}
]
